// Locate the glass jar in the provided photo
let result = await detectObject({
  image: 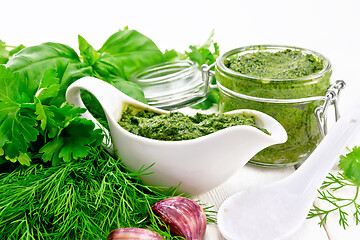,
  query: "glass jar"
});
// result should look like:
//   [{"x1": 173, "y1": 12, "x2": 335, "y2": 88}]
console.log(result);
[{"x1": 215, "y1": 45, "x2": 334, "y2": 167}]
